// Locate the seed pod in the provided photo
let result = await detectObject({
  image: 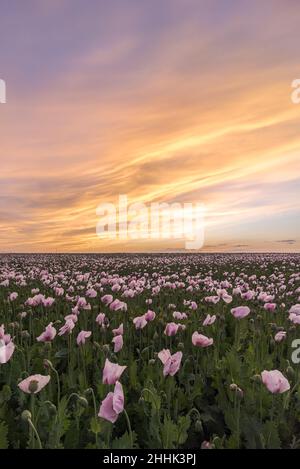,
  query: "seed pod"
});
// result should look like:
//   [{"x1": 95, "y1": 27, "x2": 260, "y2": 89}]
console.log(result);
[{"x1": 28, "y1": 380, "x2": 39, "y2": 393}]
